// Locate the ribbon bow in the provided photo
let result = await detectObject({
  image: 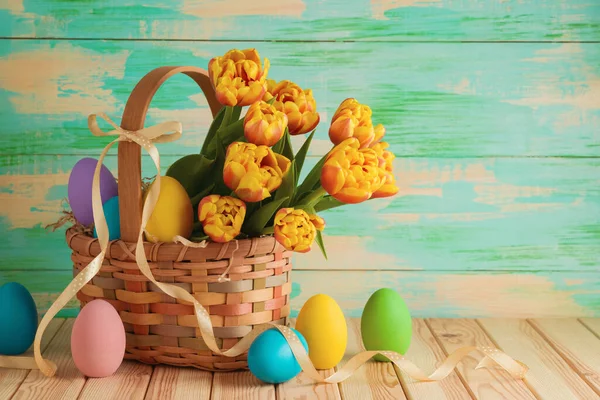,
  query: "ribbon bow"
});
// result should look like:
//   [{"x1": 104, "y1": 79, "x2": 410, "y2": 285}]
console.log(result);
[{"x1": 13, "y1": 113, "x2": 528, "y2": 384}]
